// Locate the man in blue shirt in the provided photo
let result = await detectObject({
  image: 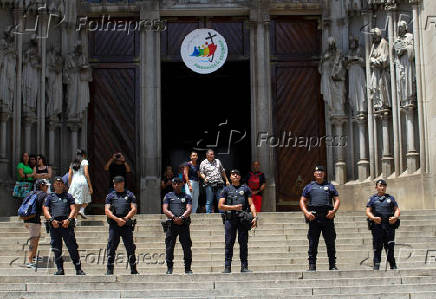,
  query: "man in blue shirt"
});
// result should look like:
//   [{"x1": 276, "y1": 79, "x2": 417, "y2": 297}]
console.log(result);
[
  {"x1": 42, "y1": 177, "x2": 85, "y2": 275},
  {"x1": 366, "y1": 179, "x2": 400, "y2": 270},
  {"x1": 162, "y1": 177, "x2": 193, "y2": 274},
  {"x1": 300, "y1": 165, "x2": 340, "y2": 271}
]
